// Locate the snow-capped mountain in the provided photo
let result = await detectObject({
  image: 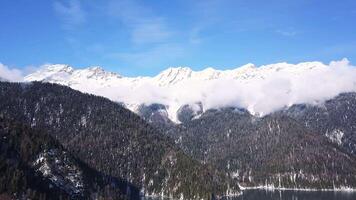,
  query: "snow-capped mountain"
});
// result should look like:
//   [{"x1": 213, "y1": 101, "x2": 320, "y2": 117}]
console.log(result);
[
  {"x1": 25, "y1": 64, "x2": 122, "y2": 86},
  {"x1": 24, "y1": 61, "x2": 328, "y2": 87},
  {"x1": 24, "y1": 59, "x2": 356, "y2": 123}
]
